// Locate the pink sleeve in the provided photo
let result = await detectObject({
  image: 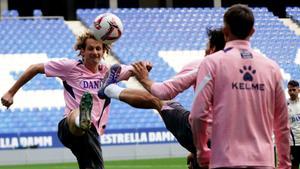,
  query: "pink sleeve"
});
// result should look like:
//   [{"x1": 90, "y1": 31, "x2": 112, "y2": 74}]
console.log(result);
[
  {"x1": 150, "y1": 65, "x2": 198, "y2": 100},
  {"x1": 44, "y1": 59, "x2": 75, "y2": 79},
  {"x1": 273, "y1": 68, "x2": 291, "y2": 169},
  {"x1": 190, "y1": 59, "x2": 214, "y2": 166}
]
